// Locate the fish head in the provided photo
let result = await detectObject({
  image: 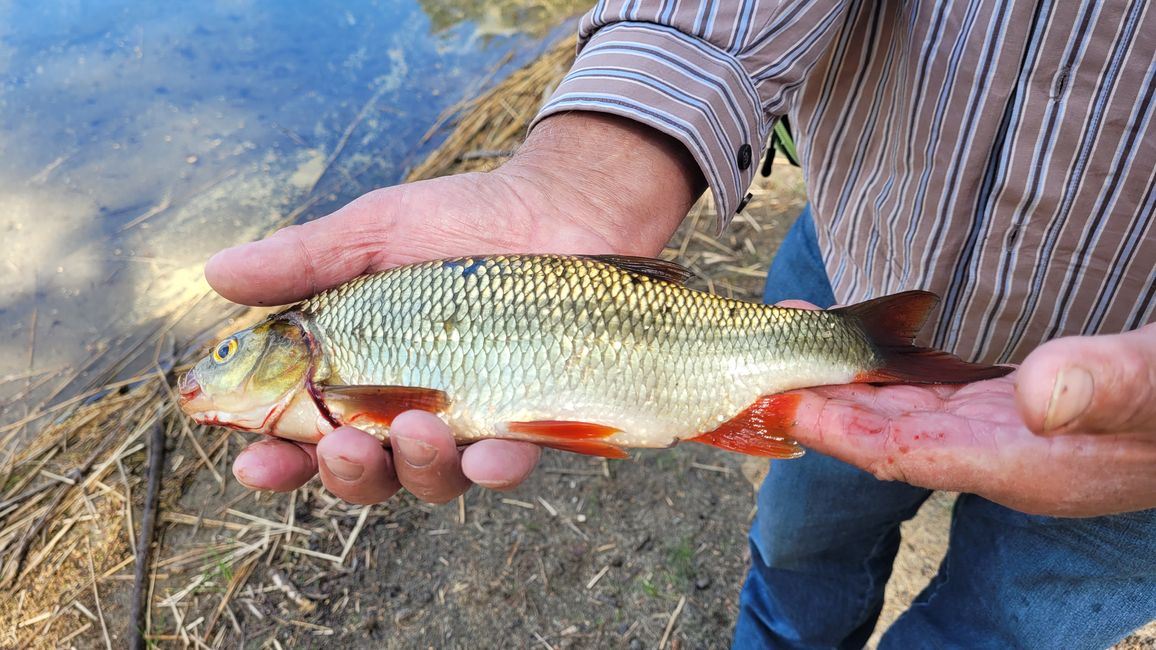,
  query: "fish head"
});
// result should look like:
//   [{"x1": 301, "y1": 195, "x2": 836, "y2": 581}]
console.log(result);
[{"x1": 178, "y1": 317, "x2": 317, "y2": 434}]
